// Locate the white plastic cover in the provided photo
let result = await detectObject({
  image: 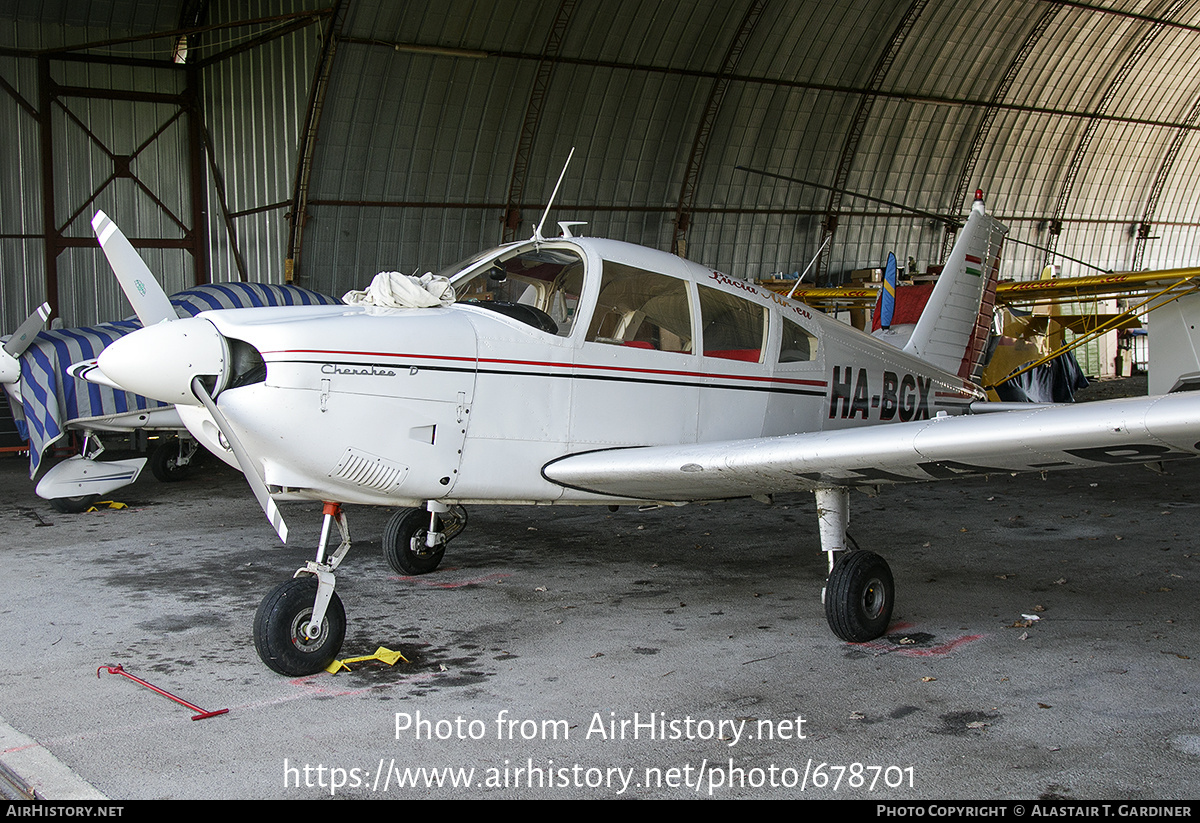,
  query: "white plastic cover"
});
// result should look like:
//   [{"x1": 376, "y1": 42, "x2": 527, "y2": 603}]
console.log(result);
[{"x1": 342, "y1": 272, "x2": 456, "y2": 308}]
